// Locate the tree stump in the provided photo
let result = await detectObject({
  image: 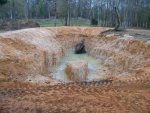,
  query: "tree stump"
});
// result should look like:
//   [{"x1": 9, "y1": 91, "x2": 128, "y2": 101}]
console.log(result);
[
  {"x1": 75, "y1": 39, "x2": 86, "y2": 54},
  {"x1": 65, "y1": 61, "x2": 88, "y2": 81}
]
